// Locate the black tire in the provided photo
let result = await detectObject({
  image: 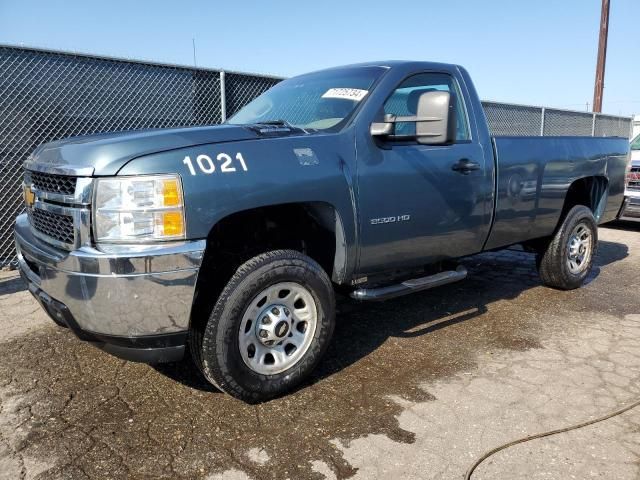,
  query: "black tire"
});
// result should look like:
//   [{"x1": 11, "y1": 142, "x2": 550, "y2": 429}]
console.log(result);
[
  {"x1": 538, "y1": 205, "x2": 598, "y2": 290},
  {"x1": 190, "y1": 250, "x2": 335, "y2": 402}
]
